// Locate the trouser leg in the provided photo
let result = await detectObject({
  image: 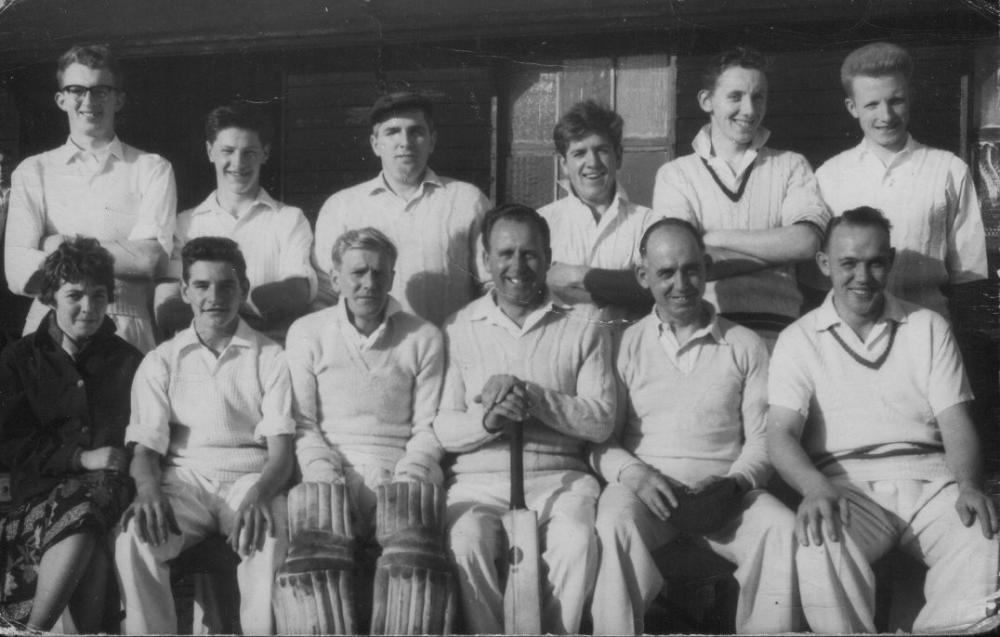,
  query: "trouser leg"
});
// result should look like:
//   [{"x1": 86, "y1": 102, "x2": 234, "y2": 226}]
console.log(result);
[
  {"x1": 706, "y1": 490, "x2": 804, "y2": 633},
  {"x1": 115, "y1": 468, "x2": 214, "y2": 634},
  {"x1": 591, "y1": 482, "x2": 676, "y2": 635},
  {"x1": 899, "y1": 480, "x2": 1000, "y2": 633},
  {"x1": 220, "y1": 472, "x2": 288, "y2": 635},
  {"x1": 532, "y1": 471, "x2": 600, "y2": 634},
  {"x1": 446, "y1": 481, "x2": 507, "y2": 634},
  {"x1": 797, "y1": 479, "x2": 898, "y2": 633}
]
